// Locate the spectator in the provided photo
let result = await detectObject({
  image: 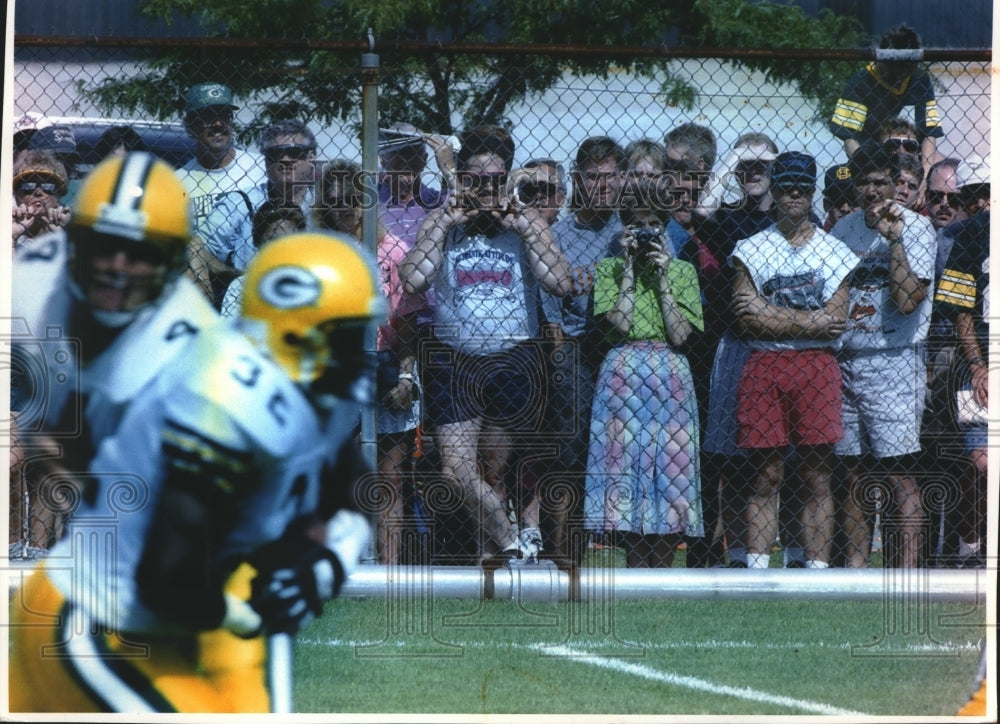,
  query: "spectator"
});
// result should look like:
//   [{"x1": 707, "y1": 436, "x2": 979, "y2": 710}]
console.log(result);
[
  {"x1": 176, "y1": 82, "x2": 267, "y2": 300},
  {"x1": 831, "y1": 141, "x2": 937, "y2": 568},
  {"x1": 496, "y1": 156, "x2": 568, "y2": 558},
  {"x1": 921, "y1": 156, "x2": 972, "y2": 520},
  {"x1": 829, "y1": 24, "x2": 944, "y2": 165},
  {"x1": 218, "y1": 201, "x2": 309, "y2": 316},
  {"x1": 539, "y1": 136, "x2": 626, "y2": 561},
  {"x1": 934, "y1": 211, "x2": 989, "y2": 568},
  {"x1": 378, "y1": 121, "x2": 456, "y2": 249},
  {"x1": 400, "y1": 124, "x2": 571, "y2": 562},
  {"x1": 876, "y1": 117, "x2": 922, "y2": 162},
  {"x1": 730, "y1": 152, "x2": 857, "y2": 569},
  {"x1": 664, "y1": 122, "x2": 717, "y2": 173},
  {"x1": 94, "y1": 125, "x2": 148, "y2": 160},
  {"x1": 624, "y1": 137, "x2": 668, "y2": 185},
  {"x1": 507, "y1": 157, "x2": 567, "y2": 227},
  {"x1": 27, "y1": 124, "x2": 81, "y2": 185},
  {"x1": 202, "y1": 119, "x2": 319, "y2": 313},
  {"x1": 317, "y1": 159, "x2": 428, "y2": 565},
  {"x1": 696, "y1": 133, "x2": 782, "y2": 567},
  {"x1": 924, "y1": 158, "x2": 968, "y2": 238},
  {"x1": 584, "y1": 179, "x2": 704, "y2": 568},
  {"x1": 9, "y1": 233, "x2": 378, "y2": 713},
  {"x1": 893, "y1": 152, "x2": 925, "y2": 211},
  {"x1": 926, "y1": 154, "x2": 989, "y2": 566},
  {"x1": 12, "y1": 150, "x2": 72, "y2": 249},
  {"x1": 822, "y1": 163, "x2": 858, "y2": 232}
]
